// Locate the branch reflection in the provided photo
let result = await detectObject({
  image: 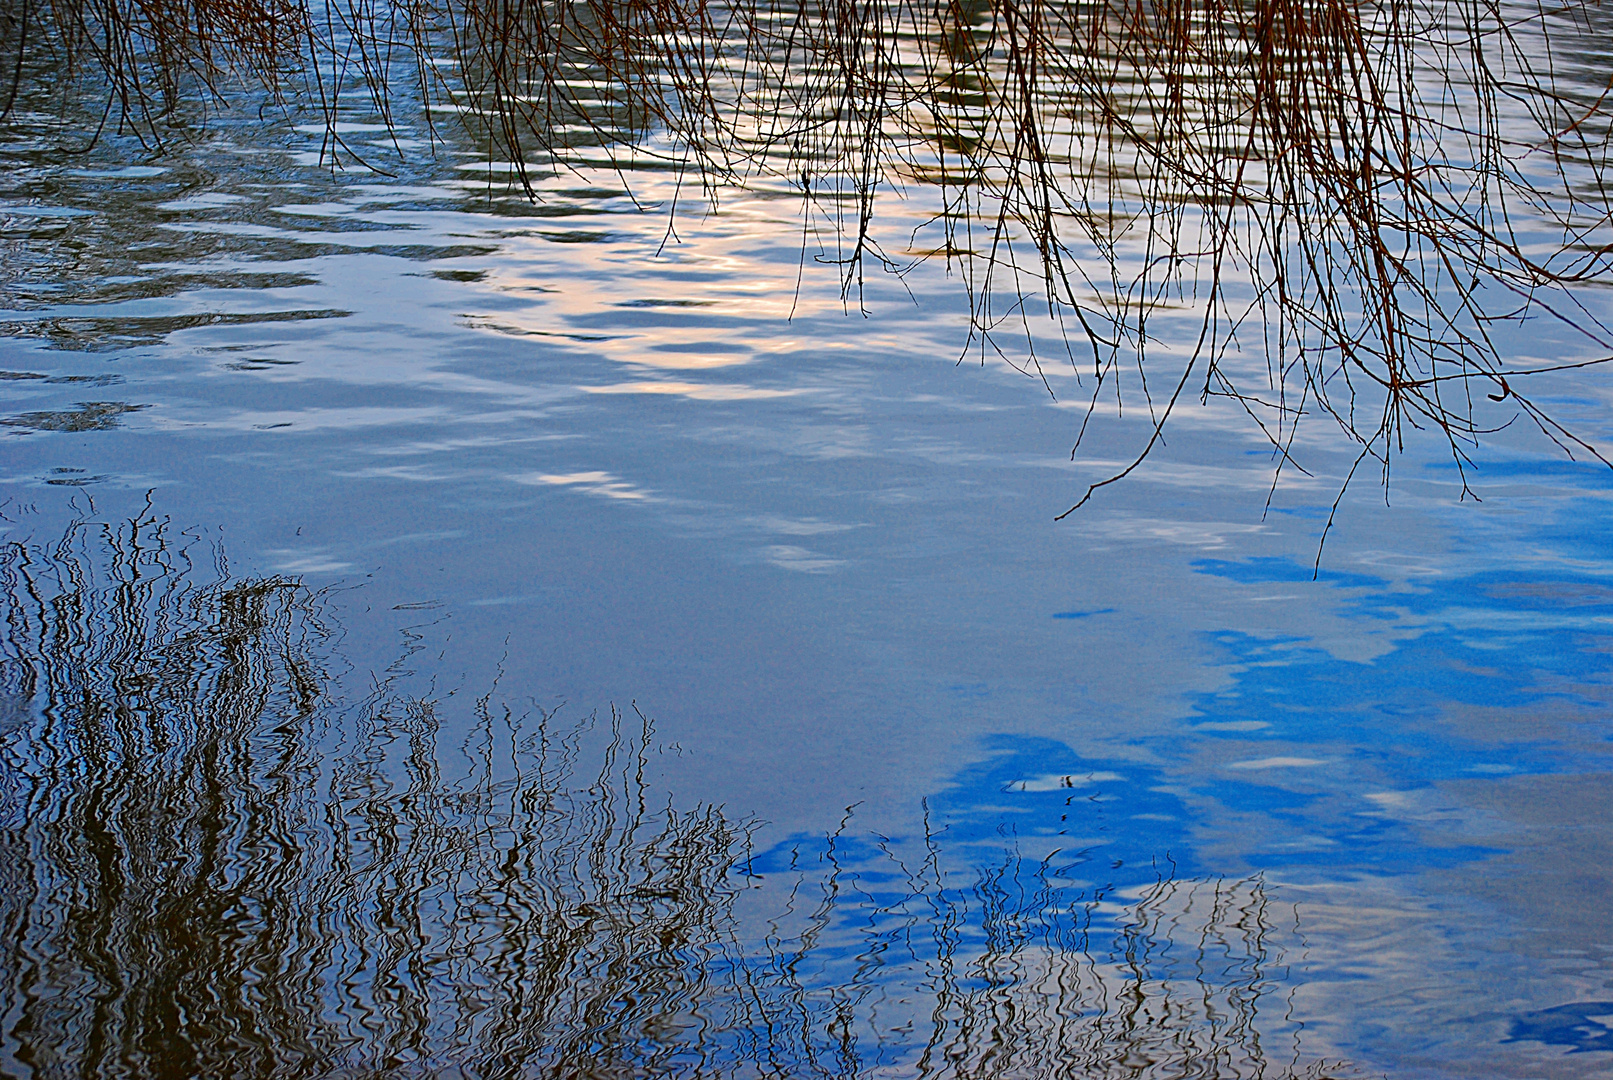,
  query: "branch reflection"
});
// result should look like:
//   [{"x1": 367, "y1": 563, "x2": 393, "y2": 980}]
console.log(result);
[{"x1": 0, "y1": 510, "x2": 1345, "y2": 1078}]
